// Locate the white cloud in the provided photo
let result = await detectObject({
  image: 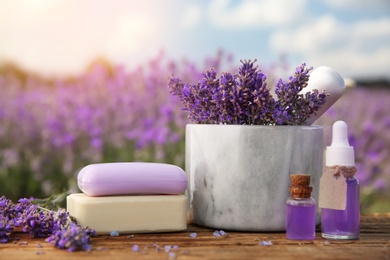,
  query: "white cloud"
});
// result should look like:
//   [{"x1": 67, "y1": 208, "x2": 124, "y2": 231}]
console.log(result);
[
  {"x1": 270, "y1": 16, "x2": 390, "y2": 79},
  {"x1": 181, "y1": 4, "x2": 202, "y2": 30},
  {"x1": 324, "y1": 0, "x2": 390, "y2": 11},
  {"x1": 208, "y1": 0, "x2": 308, "y2": 29}
]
